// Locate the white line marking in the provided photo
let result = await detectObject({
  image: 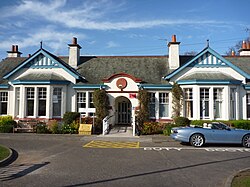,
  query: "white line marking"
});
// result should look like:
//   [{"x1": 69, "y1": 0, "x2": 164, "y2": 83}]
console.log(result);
[{"x1": 142, "y1": 147, "x2": 250, "y2": 152}]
